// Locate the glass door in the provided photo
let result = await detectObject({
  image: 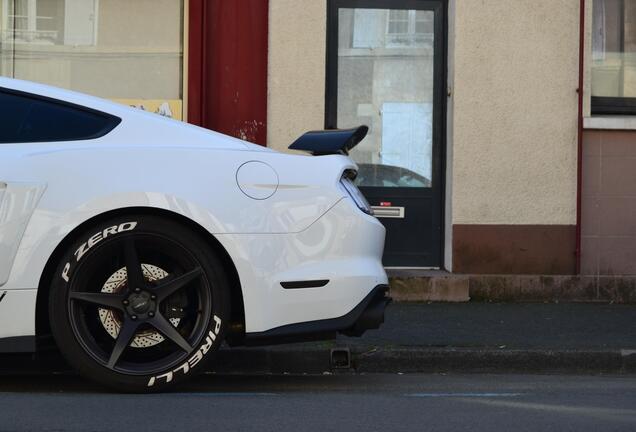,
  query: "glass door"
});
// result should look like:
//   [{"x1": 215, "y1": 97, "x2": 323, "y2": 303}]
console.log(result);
[{"x1": 327, "y1": 0, "x2": 446, "y2": 267}]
